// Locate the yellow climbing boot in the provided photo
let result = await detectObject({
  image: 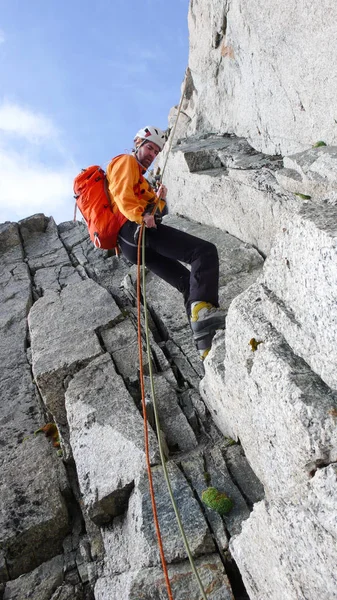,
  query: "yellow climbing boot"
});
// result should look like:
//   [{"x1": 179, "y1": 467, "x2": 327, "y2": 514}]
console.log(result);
[
  {"x1": 190, "y1": 301, "x2": 226, "y2": 338},
  {"x1": 195, "y1": 332, "x2": 214, "y2": 361}
]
